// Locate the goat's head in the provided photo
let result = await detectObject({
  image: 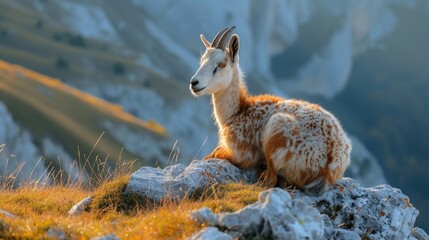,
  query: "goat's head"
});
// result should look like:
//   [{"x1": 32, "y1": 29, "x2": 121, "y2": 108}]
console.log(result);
[{"x1": 190, "y1": 26, "x2": 240, "y2": 96}]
